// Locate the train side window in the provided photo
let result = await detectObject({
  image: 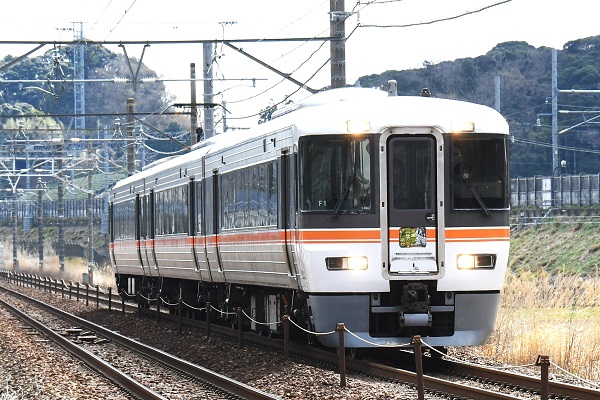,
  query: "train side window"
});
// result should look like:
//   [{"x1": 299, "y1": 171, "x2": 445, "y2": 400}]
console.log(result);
[
  {"x1": 154, "y1": 186, "x2": 189, "y2": 235},
  {"x1": 220, "y1": 160, "x2": 278, "y2": 230},
  {"x1": 113, "y1": 199, "x2": 135, "y2": 239}
]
